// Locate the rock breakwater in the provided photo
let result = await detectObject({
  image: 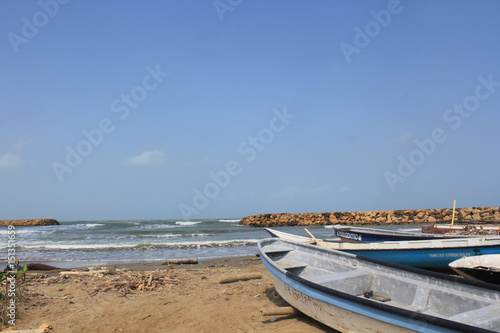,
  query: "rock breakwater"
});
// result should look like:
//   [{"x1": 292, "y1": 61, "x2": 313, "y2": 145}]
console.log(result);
[
  {"x1": 0, "y1": 219, "x2": 60, "y2": 226},
  {"x1": 240, "y1": 207, "x2": 500, "y2": 227}
]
